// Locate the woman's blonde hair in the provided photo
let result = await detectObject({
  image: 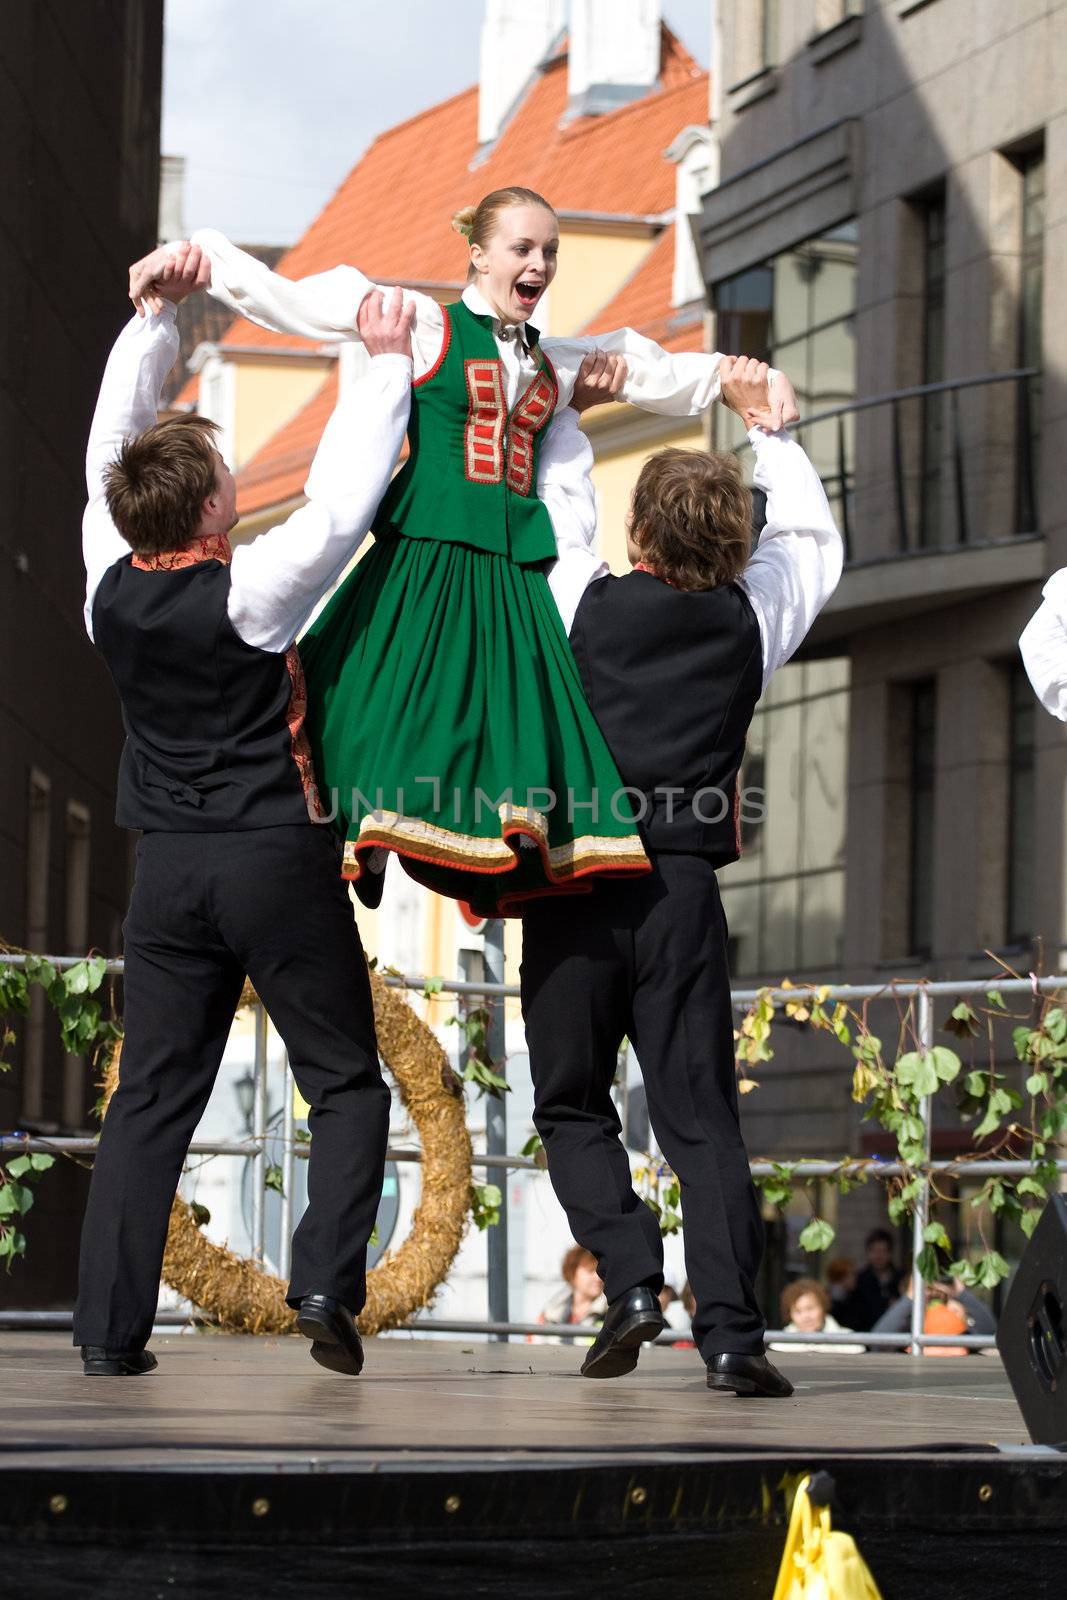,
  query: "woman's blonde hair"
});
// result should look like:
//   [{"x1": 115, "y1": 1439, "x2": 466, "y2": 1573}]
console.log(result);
[
  {"x1": 451, "y1": 187, "x2": 557, "y2": 280},
  {"x1": 631, "y1": 447, "x2": 752, "y2": 591}
]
